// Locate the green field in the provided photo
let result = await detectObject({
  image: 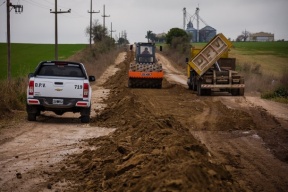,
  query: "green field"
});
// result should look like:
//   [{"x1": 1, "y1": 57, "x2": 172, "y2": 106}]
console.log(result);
[
  {"x1": 0, "y1": 43, "x2": 87, "y2": 79},
  {"x1": 232, "y1": 41, "x2": 288, "y2": 57}
]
